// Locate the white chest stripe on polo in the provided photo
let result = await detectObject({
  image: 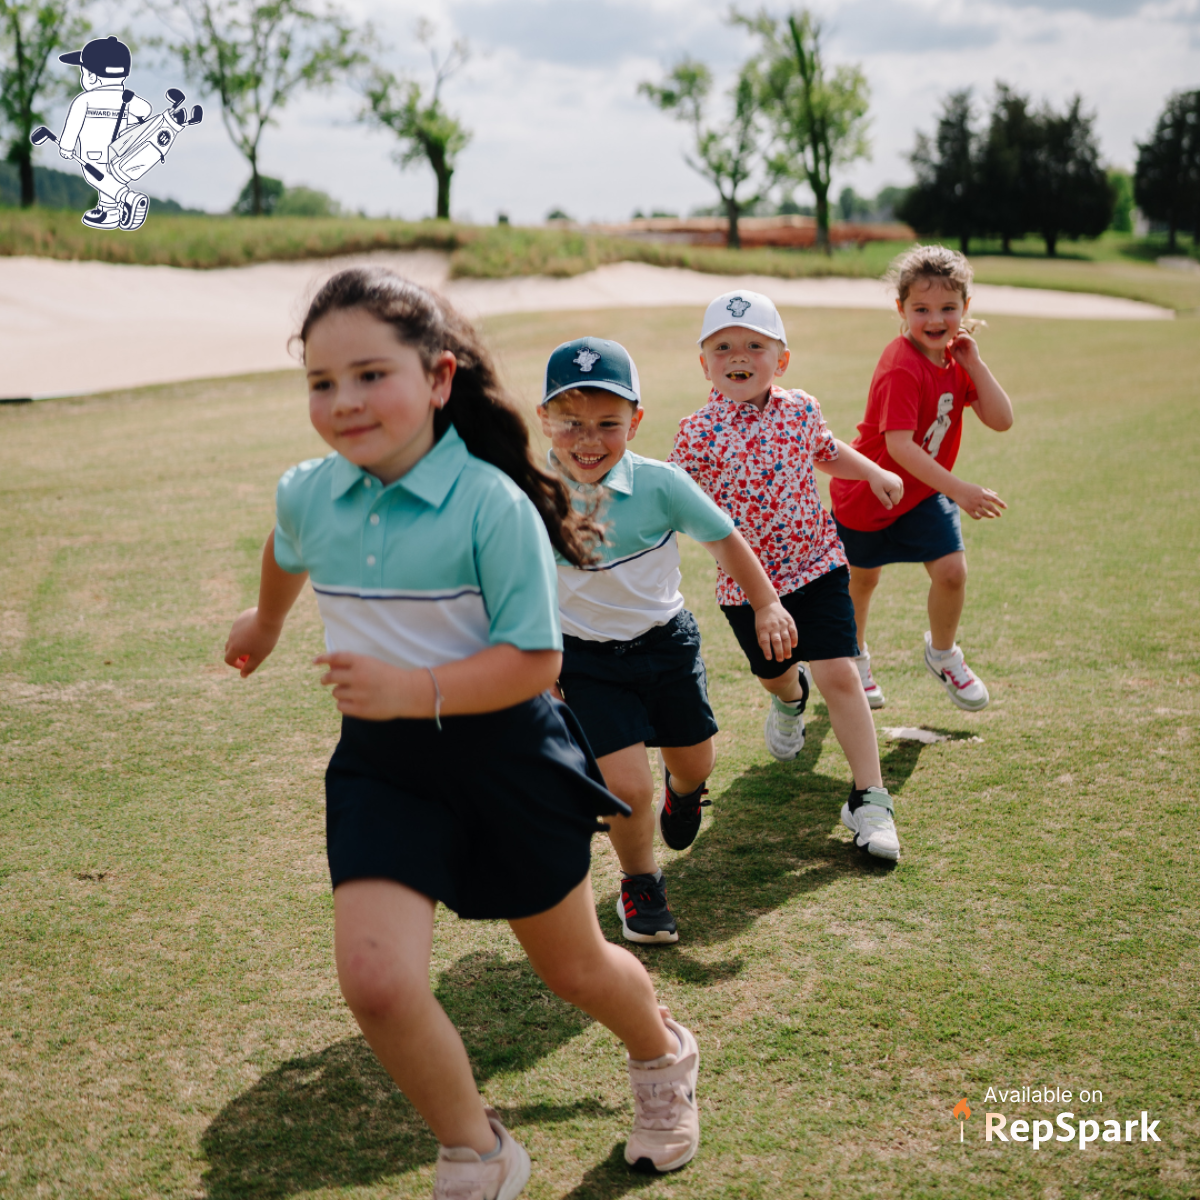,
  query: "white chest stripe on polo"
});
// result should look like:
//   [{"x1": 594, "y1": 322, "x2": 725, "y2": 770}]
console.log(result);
[
  {"x1": 557, "y1": 532, "x2": 684, "y2": 642},
  {"x1": 312, "y1": 584, "x2": 491, "y2": 670}
]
